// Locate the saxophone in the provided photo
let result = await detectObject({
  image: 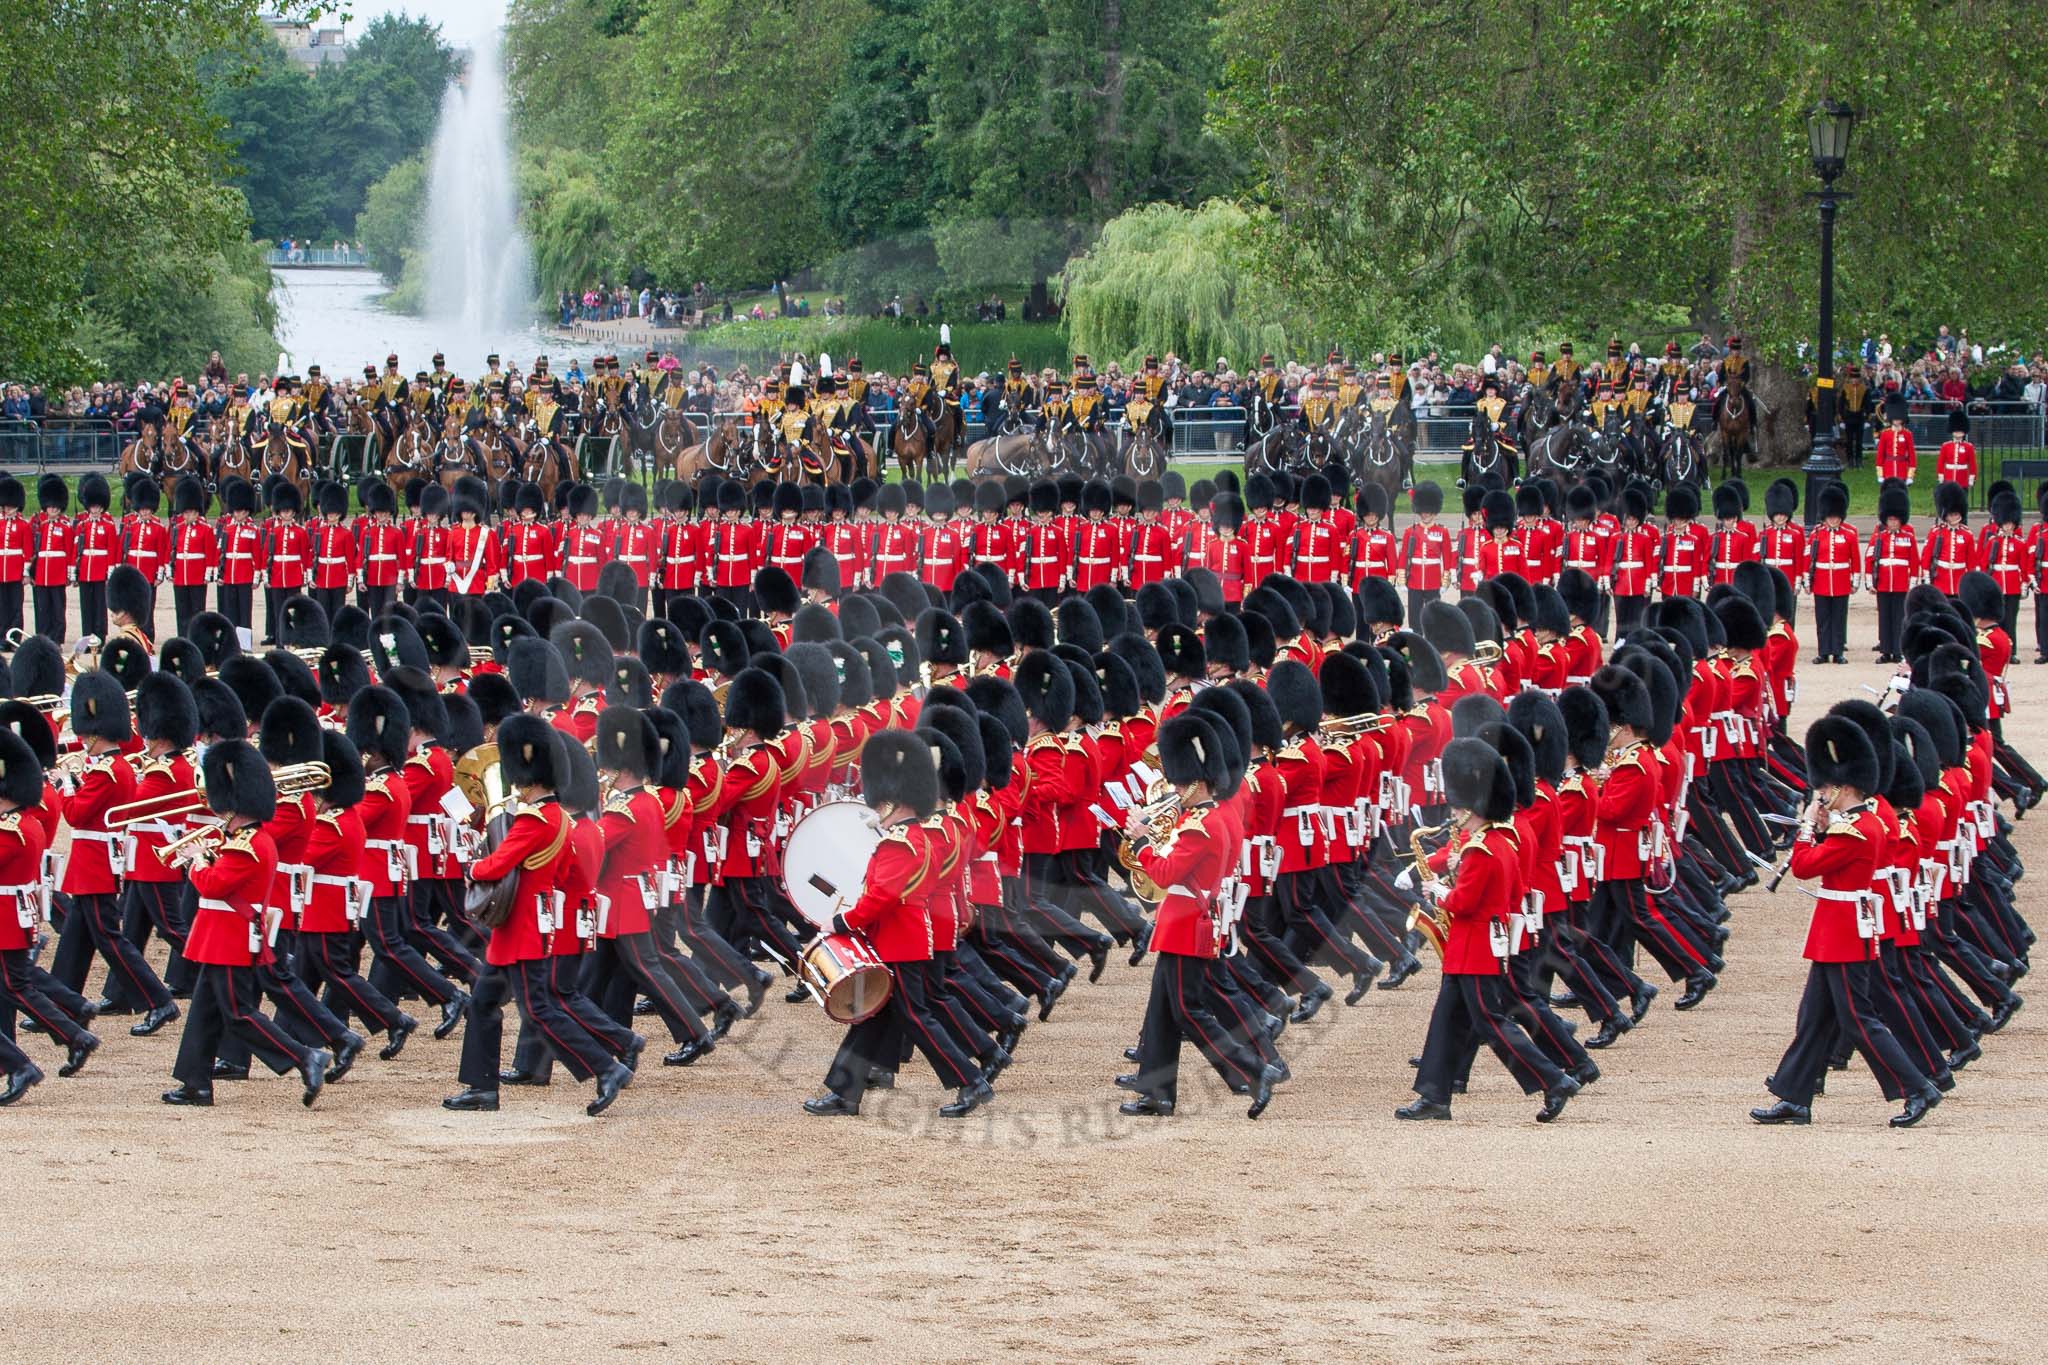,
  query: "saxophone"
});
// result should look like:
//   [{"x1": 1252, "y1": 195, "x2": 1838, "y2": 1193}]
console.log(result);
[
  {"x1": 1116, "y1": 778, "x2": 1183, "y2": 906},
  {"x1": 1405, "y1": 822, "x2": 1452, "y2": 957}
]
